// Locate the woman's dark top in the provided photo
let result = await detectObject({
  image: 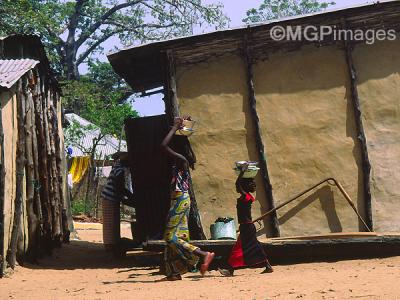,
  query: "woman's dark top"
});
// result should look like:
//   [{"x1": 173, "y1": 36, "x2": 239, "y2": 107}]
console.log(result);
[{"x1": 237, "y1": 193, "x2": 255, "y2": 224}]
